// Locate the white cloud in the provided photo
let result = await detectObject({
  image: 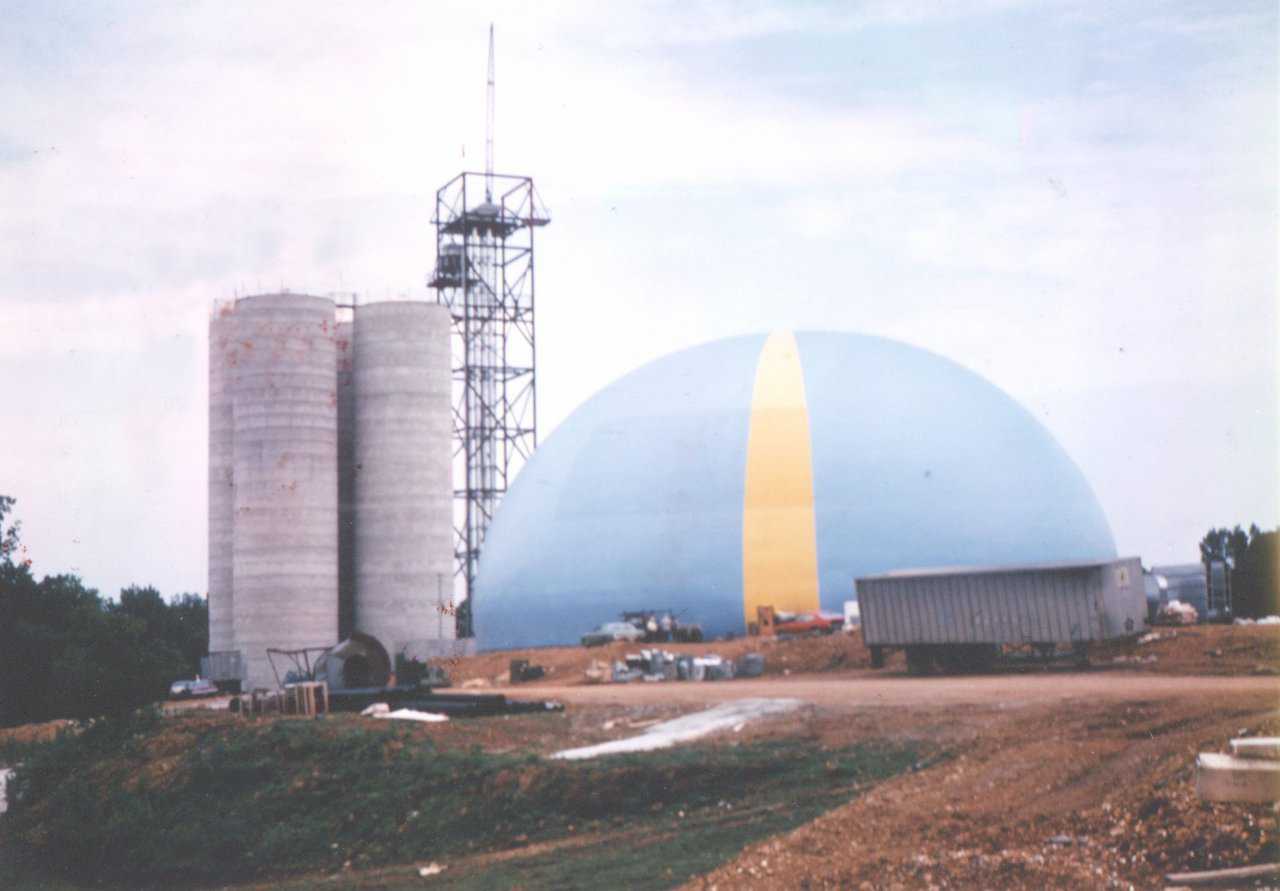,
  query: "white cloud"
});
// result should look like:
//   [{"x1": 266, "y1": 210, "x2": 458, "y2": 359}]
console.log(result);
[{"x1": 0, "y1": 0, "x2": 1274, "y2": 593}]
